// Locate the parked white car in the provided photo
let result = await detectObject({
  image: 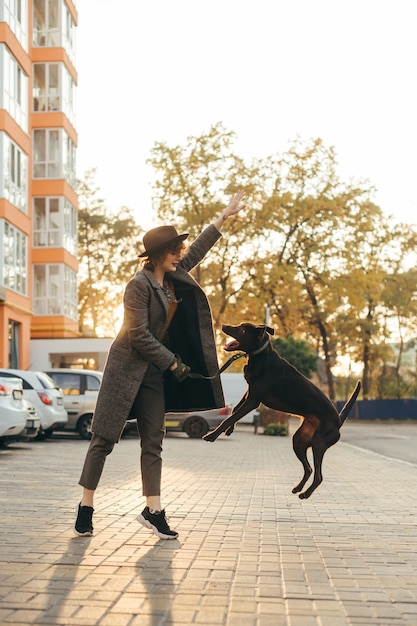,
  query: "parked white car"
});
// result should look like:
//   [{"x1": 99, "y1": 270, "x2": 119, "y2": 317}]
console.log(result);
[
  {"x1": 21, "y1": 400, "x2": 41, "y2": 440},
  {"x1": 0, "y1": 370, "x2": 67, "y2": 439},
  {"x1": 44, "y1": 369, "x2": 102, "y2": 440},
  {"x1": 124, "y1": 405, "x2": 234, "y2": 439},
  {"x1": 0, "y1": 376, "x2": 27, "y2": 444},
  {"x1": 164, "y1": 406, "x2": 233, "y2": 438}
]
